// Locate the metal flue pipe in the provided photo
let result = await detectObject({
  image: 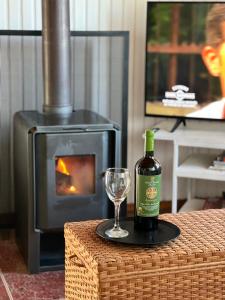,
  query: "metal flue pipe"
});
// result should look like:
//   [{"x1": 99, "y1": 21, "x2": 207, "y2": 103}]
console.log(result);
[{"x1": 42, "y1": 0, "x2": 72, "y2": 114}]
